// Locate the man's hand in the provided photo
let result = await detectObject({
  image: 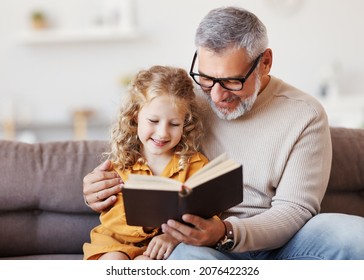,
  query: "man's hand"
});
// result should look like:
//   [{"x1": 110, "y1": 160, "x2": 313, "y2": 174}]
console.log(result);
[
  {"x1": 83, "y1": 159, "x2": 122, "y2": 212},
  {"x1": 161, "y1": 214, "x2": 225, "y2": 247}
]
